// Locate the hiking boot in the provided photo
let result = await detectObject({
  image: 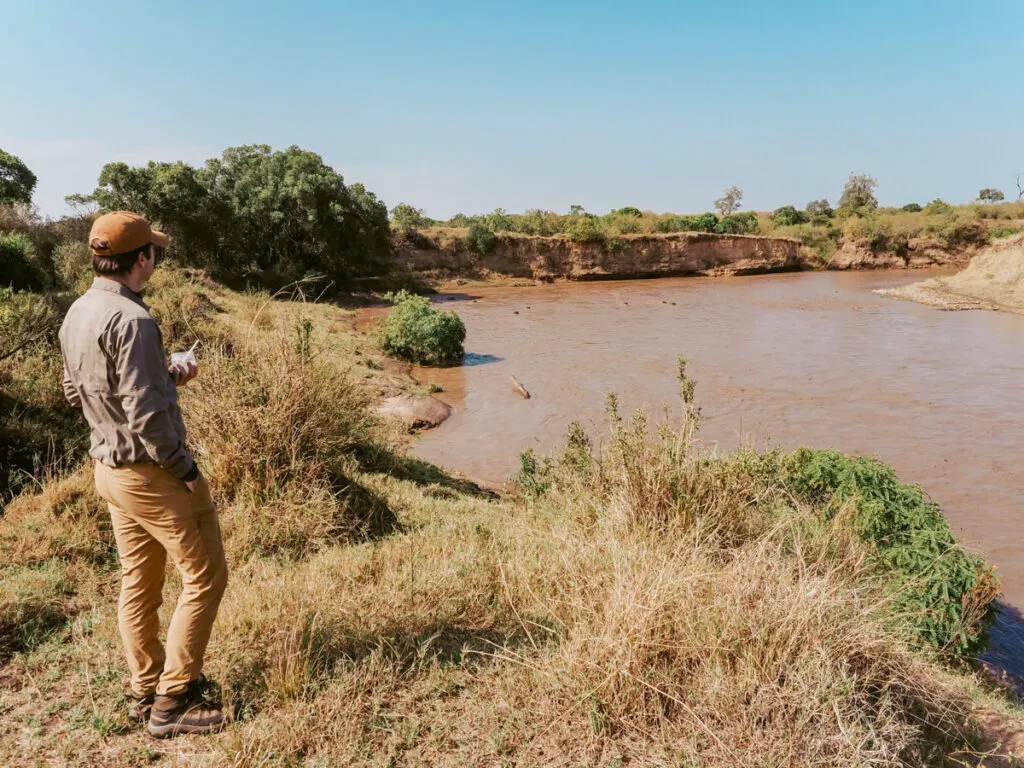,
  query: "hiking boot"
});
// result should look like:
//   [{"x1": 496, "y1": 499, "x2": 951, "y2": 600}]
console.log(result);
[
  {"x1": 147, "y1": 678, "x2": 224, "y2": 739},
  {"x1": 127, "y1": 692, "x2": 155, "y2": 724}
]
